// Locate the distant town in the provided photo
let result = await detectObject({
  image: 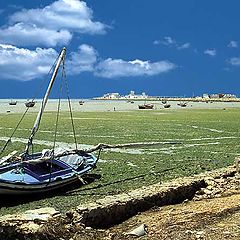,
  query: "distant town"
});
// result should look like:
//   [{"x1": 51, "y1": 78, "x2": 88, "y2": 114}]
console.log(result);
[{"x1": 94, "y1": 91, "x2": 238, "y2": 102}]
